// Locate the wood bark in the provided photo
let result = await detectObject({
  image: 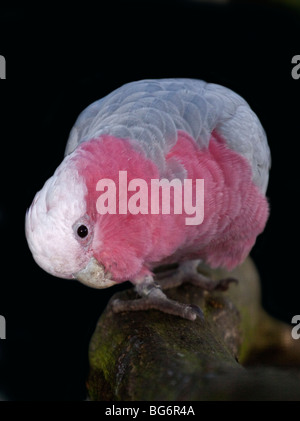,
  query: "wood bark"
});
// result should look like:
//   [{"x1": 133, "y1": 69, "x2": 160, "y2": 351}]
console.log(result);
[{"x1": 87, "y1": 258, "x2": 300, "y2": 400}]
